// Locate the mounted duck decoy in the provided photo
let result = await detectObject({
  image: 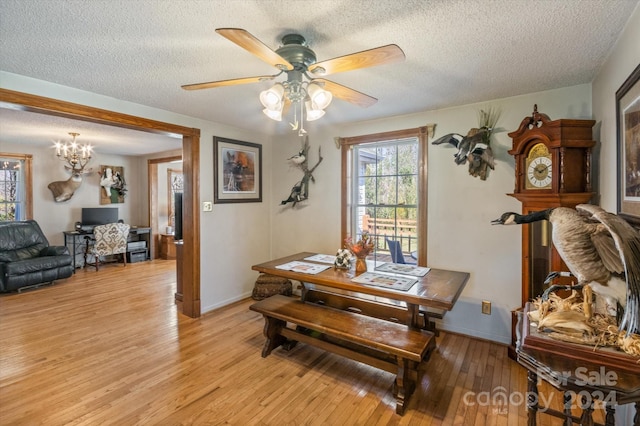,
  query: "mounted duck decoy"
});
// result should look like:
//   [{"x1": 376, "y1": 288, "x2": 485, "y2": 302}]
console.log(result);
[
  {"x1": 431, "y1": 127, "x2": 490, "y2": 165},
  {"x1": 432, "y1": 108, "x2": 500, "y2": 180},
  {"x1": 491, "y1": 204, "x2": 640, "y2": 336}
]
